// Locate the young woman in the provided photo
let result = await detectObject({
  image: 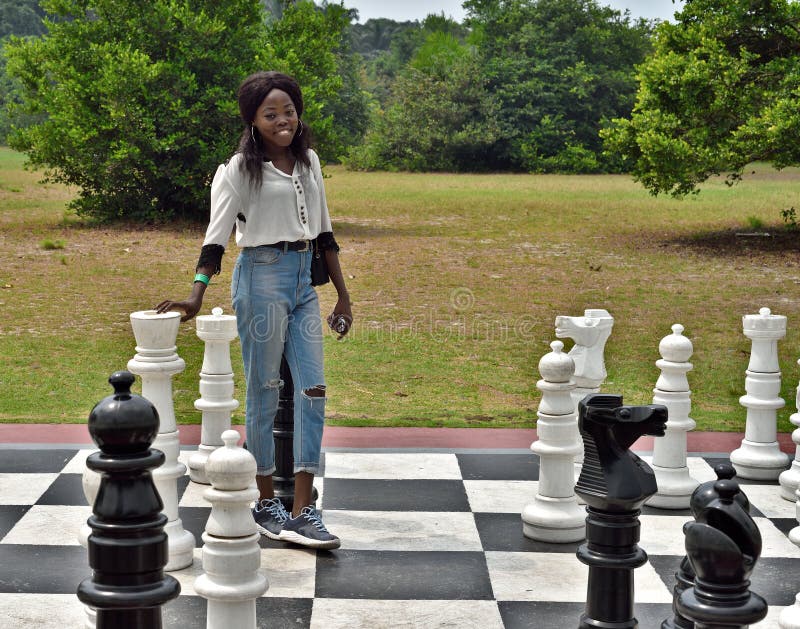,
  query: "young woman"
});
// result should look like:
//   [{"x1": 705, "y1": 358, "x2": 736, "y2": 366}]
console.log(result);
[{"x1": 157, "y1": 71, "x2": 351, "y2": 549}]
